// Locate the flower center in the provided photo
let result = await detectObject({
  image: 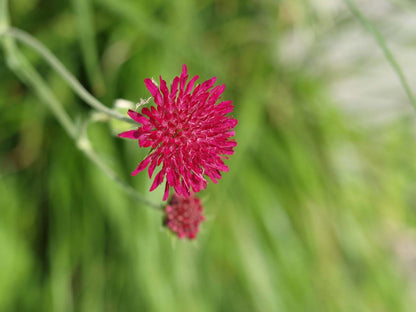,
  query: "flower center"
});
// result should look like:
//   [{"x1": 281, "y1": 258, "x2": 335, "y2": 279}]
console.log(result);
[{"x1": 172, "y1": 129, "x2": 183, "y2": 138}]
